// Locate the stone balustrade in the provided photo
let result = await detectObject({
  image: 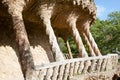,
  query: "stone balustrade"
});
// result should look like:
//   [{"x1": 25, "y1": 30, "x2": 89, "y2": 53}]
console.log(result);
[{"x1": 34, "y1": 54, "x2": 118, "y2": 80}]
